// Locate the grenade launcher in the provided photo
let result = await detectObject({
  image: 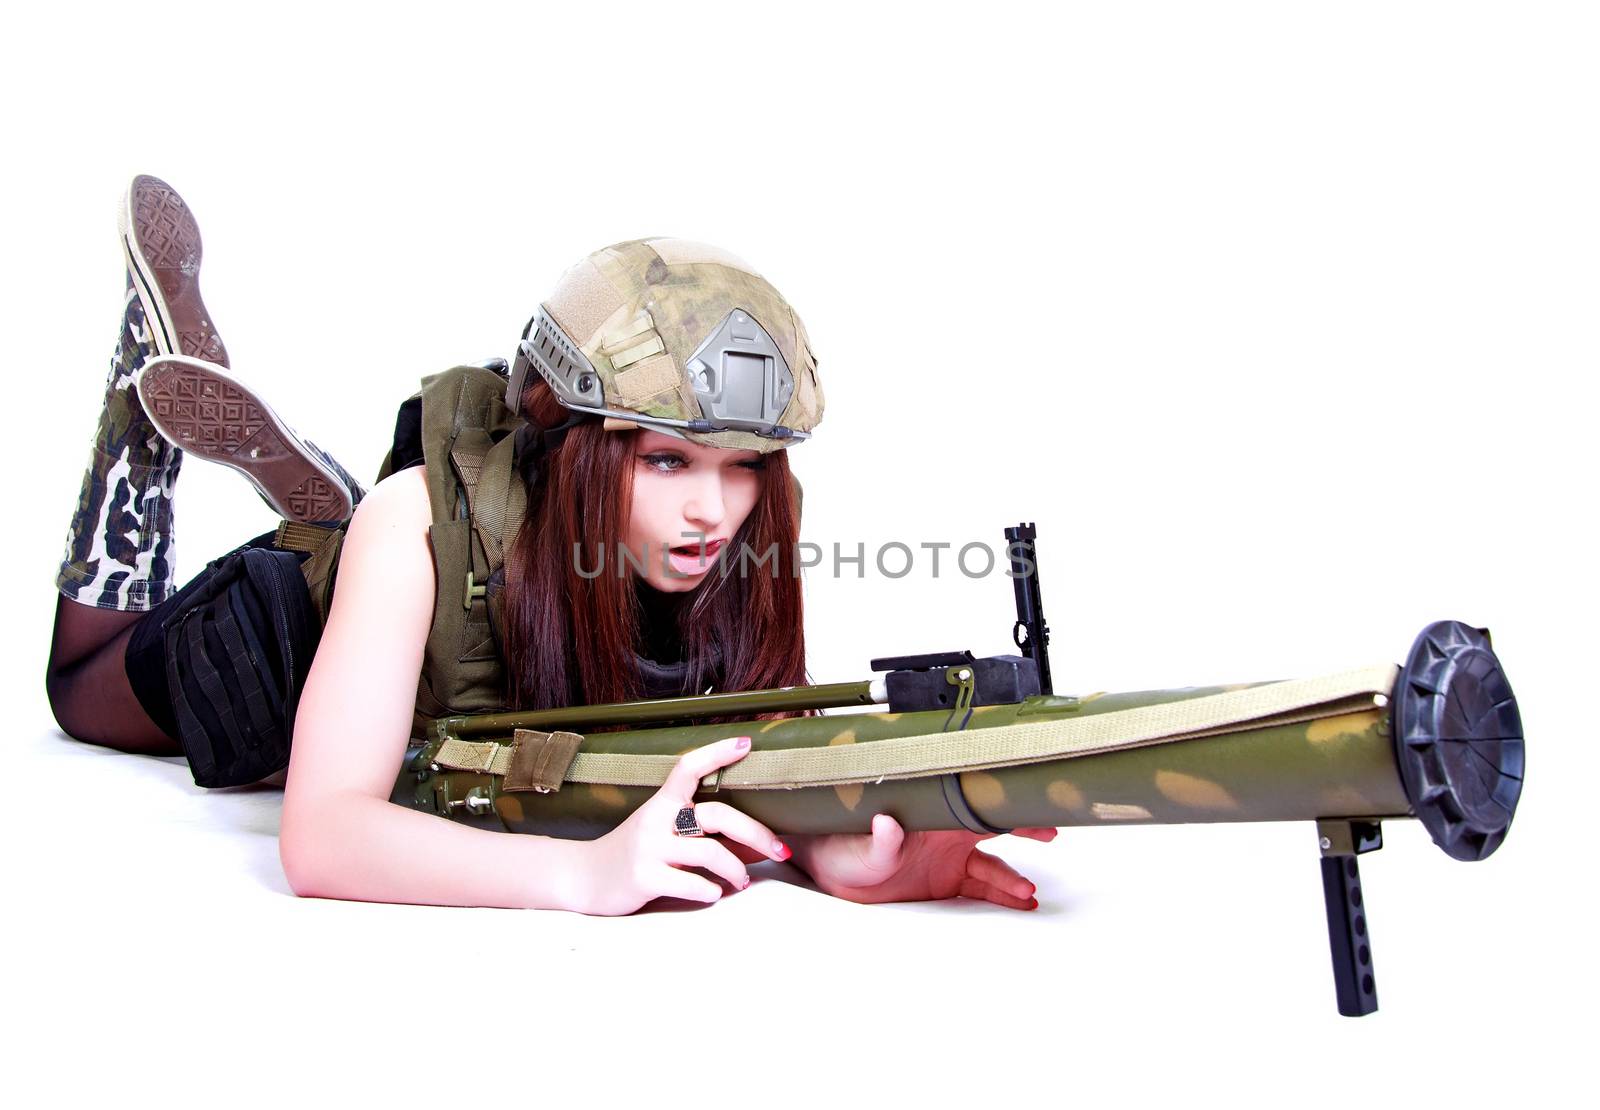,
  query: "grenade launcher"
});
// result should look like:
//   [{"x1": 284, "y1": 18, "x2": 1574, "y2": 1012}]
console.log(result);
[{"x1": 392, "y1": 523, "x2": 1523, "y2": 1017}]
